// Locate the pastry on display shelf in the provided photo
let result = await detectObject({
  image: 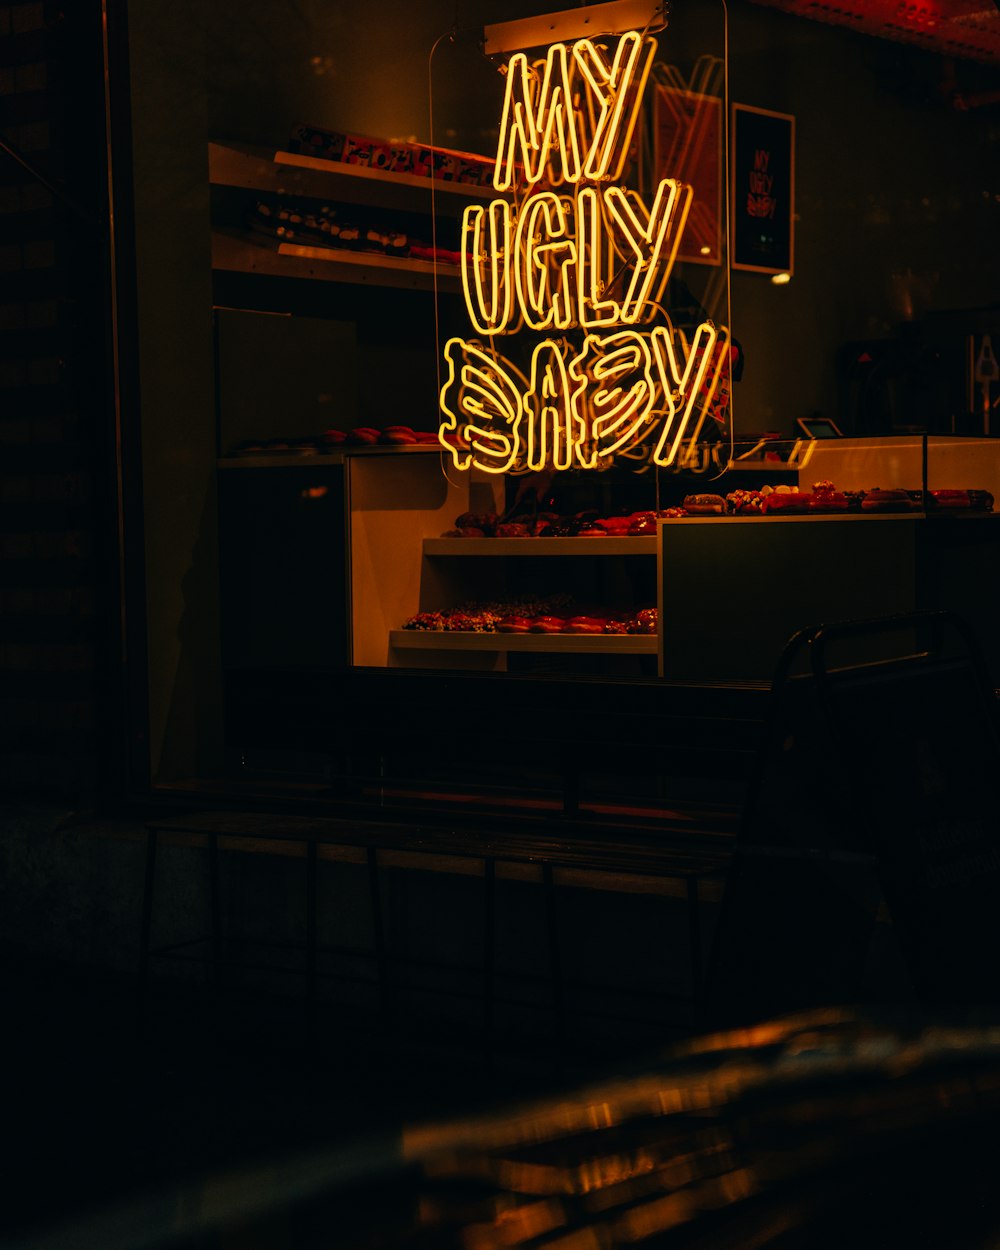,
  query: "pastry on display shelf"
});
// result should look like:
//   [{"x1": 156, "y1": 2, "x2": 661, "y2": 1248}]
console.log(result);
[
  {"x1": 628, "y1": 608, "x2": 659, "y2": 634},
  {"x1": 860, "y1": 487, "x2": 919, "y2": 512},
  {"x1": 761, "y1": 488, "x2": 812, "y2": 514},
  {"x1": 247, "y1": 192, "x2": 466, "y2": 266},
  {"x1": 402, "y1": 611, "x2": 447, "y2": 631},
  {"x1": 227, "y1": 425, "x2": 444, "y2": 456},
  {"x1": 927, "y1": 488, "x2": 995, "y2": 511},
  {"x1": 565, "y1": 616, "x2": 606, "y2": 634},
  {"x1": 682, "y1": 493, "x2": 726, "y2": 515},
  {"x1": 715, "y1": 482, "x2": 995, "y2": 516},
  {"x1": 345, "y1": 426, "x2": 379, "y2": 445},
  {"x1": 725, "y1": 488, "x2": 764, "y2": 514},
  {"x1": 529, "y1": 615, "x2": 566, "y2": 633},
  {"x1": 402, "y1": 599, "x2": 657, "y2": 636},
  {"x1": 808, "y1": 480, "x2": 850, "y2": 511},
  {"x1": 440, "y1": 509, "x2": 670, "y2": 539},
  {"x1": 440, "y1": 608, "x2": 500, "y2": 633},
  {"x1": 496, "y1": 614, "x2": 531, "y2": 633},
  {"x1": 287, "y1": 123, "x2": 495, "y2": 188},
  {"x1": 344, "y1": 425, "x2": 441, "y2": 446},
  {"x1": 595, "y1": 515, "x2": 632, "y2": 535}
]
